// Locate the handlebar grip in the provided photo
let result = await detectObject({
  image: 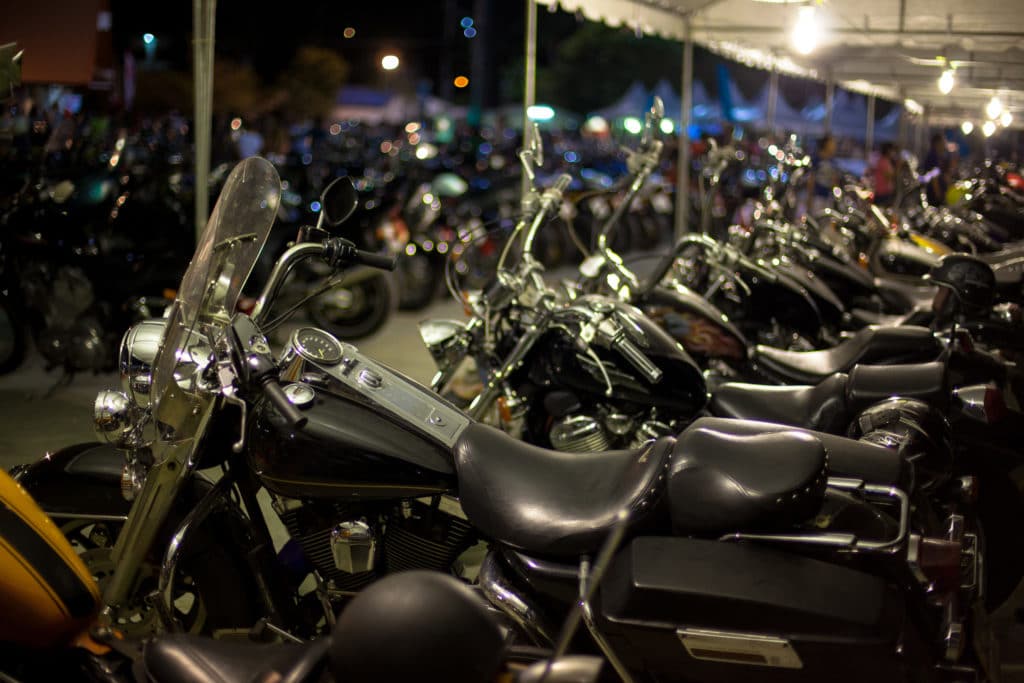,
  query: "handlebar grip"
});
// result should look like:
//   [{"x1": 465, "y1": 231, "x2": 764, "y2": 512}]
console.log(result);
[
  {"x1": 355, "y1": 249, "x2": 398, "y2": 271},
  {"x1": 262, "y1": 378, "x2": 308, "y2": 429},
  {"x1": 613, "y1": 337, "x2": 663, "y2": 384}
]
